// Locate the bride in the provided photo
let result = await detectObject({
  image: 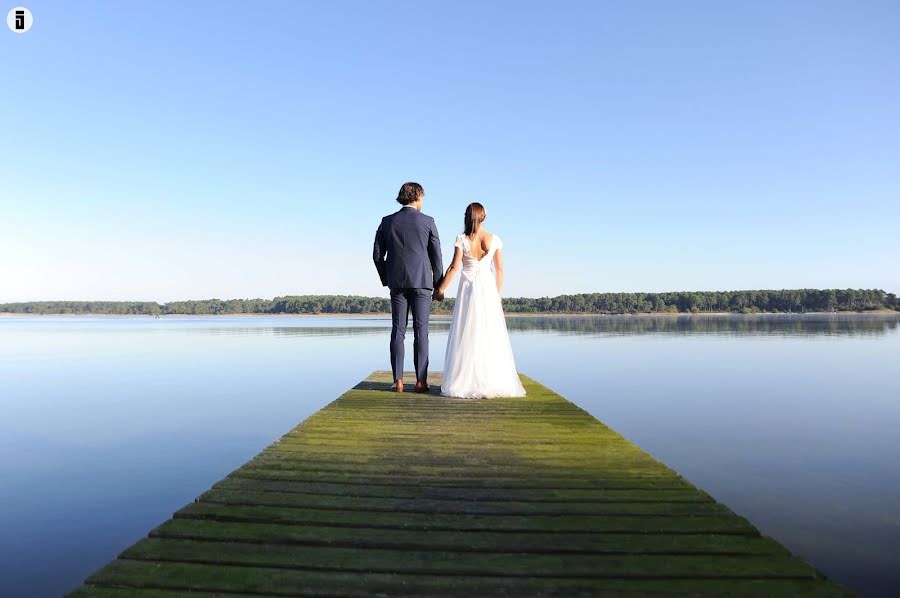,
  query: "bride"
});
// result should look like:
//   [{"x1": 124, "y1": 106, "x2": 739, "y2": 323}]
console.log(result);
[{"x1": 434, "y1": 203, "x2": 526, "y2": 398}]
